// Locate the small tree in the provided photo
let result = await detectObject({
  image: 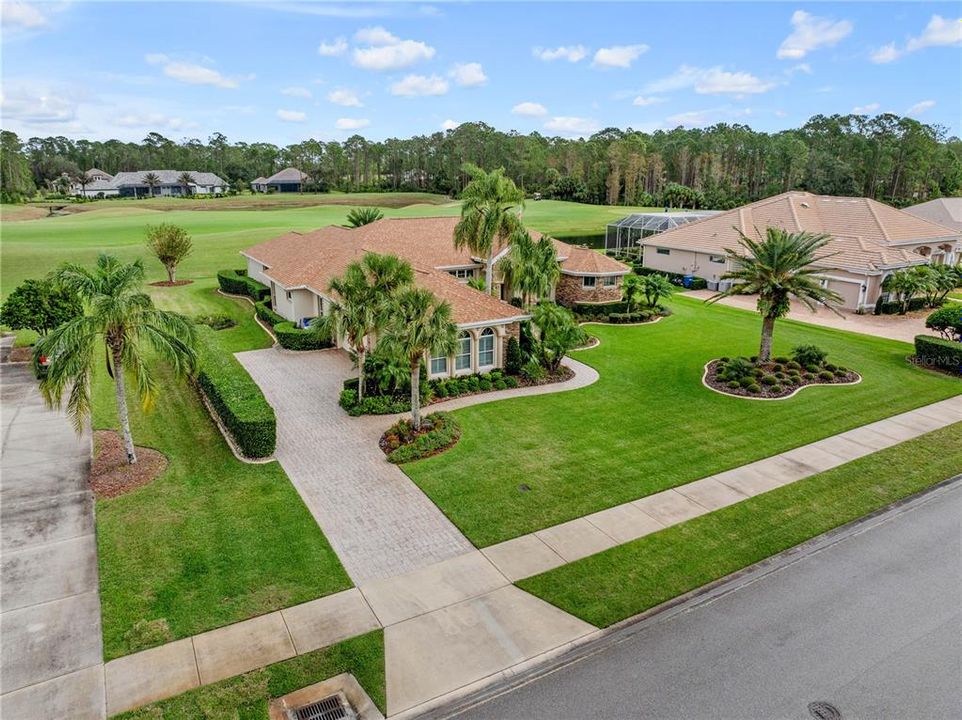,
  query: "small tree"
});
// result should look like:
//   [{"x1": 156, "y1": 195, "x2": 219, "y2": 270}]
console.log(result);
[
  {"x1": 640, "y1": 273, "x2": 673, "y2": 308},
  {"x1": 925, "y1": 305, "x2": 962, "y2": 342},
  {"x1": 886, "y1": 267, "x2": 929, "y2": 314},
  {"x1": 0, "y1": 278, "x2": 82, "y2": 336},
  {"x1": 177, "y1": 172, "x2": 196, "y2": 196},
  {"x1": 76, "y1": 171, "x2": 95, "y2": 197},
  {"x1": 143, "y1": 172, "x2": 161, "y2": 197},
  {"x1": 145, "y1": 223, "x2": 193, "y2": 283},
  {"x1": 345, "y1": 207, "x2": 384, "y2": 228},
  {"x1": 622, "y1": 274, "x2": 644, "y2": 313},
  {"x1": 381, "y1": 288, "x2": 457, "y2": 431},
  {"x1": 921, "y1": 264, "x2": 959, "y2": 307},
  {"x1": 505, "y1": 335, "x2": 524, "y2": 375},
  {"x1": 531, "y1": 301, "x2": 585, "y2": 372}
]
